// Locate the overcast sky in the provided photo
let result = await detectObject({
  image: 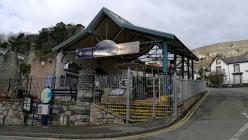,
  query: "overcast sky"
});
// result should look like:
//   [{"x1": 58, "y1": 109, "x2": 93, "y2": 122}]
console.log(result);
[{"x1": 0, "y1": 0, "x2": 248, "y2": 49}]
